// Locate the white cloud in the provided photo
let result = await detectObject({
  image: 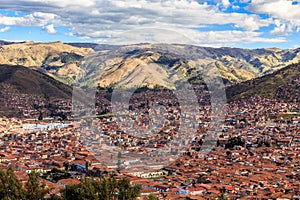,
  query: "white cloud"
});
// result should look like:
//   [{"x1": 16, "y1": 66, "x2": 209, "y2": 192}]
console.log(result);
[
  {"x1": 270, "y1": 19, "x2": 293, "y2": 36},
  {"x1": 249, "y1": 0, "x2": 300, "y2": 20},
  {"x1": 214, "y1": 0, "x2": 231, "y2": 9},
  {"x1": 43, "y1": 24, "x2": 57, "y2": 34},
  {"x1": 235, "y1": 16, "x2": 266, "y2": 31},
  {"x1": 0, "y1": 12, "x2": 59, "y2": 26},
  {"x1": 221, "y1": 0, "x2": 231, "y2": 9},
  {"x1": 248, "y1": 0, "x2": 300, "y2": 35},
  {"x1": 0, "y1": 26, "x2": 10, "y2": 33},
  {"x1": 0, "y1": 0, "x2": 286, "y2": 46},
  {"x1": 102, "y1": 27, "x2": 286, "y2": 47}
]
